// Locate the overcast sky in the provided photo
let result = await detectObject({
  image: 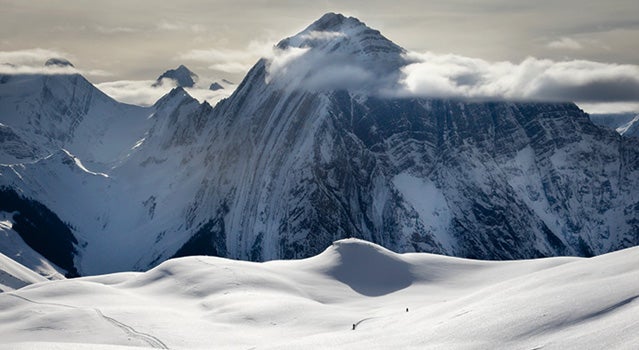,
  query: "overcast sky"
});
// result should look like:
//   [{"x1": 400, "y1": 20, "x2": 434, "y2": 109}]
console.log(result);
[{"x1": 1, "y1": 0, "x2": 638, "y2": 112}]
